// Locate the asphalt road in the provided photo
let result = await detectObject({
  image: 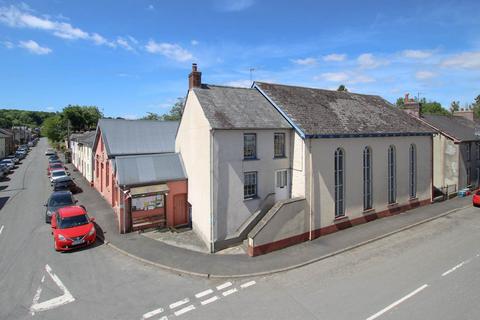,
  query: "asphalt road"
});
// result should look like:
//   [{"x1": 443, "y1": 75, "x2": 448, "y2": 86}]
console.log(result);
[{"x1": 1, "y1": 138, "x2": 479, "y2": 320}]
